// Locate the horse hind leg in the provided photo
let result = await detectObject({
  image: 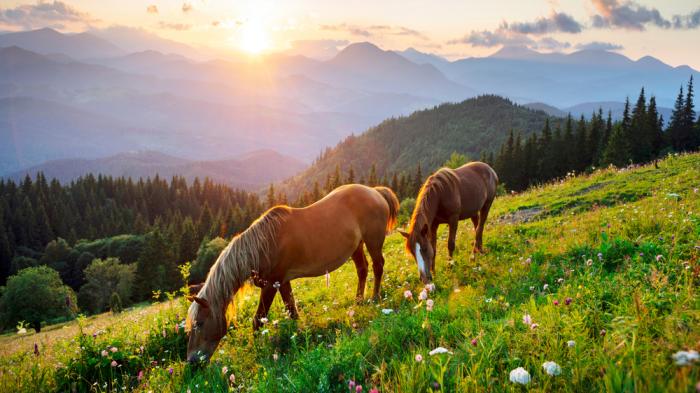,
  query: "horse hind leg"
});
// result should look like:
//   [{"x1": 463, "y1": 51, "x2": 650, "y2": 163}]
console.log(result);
[
  {"x1": 475, "y1": 200, "x2": 494, "y2": 253},
  {"x1": 447, "y1": 216, "x2": 459, "y2": 259},
  {"x1": 351, "y1": 242, "x2": 369, "y2": 301},
  {"x1": 279, "y1": 281, "x2": 299, "y2": 320},
  {"x1": 364, "y1": 237, "x2": 386, "y2": 302}
]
